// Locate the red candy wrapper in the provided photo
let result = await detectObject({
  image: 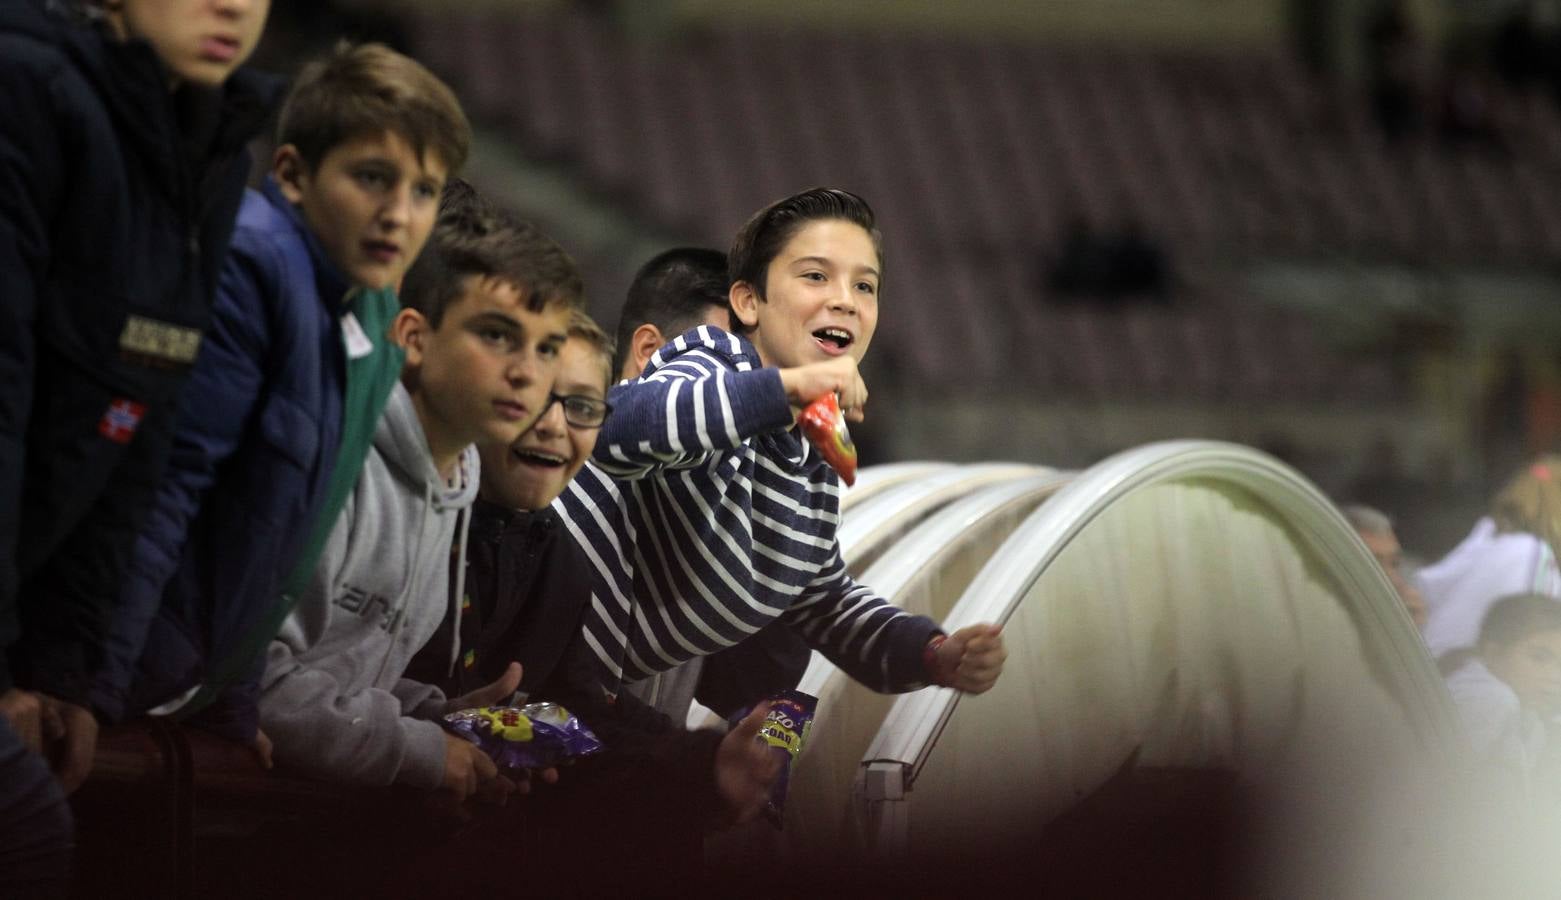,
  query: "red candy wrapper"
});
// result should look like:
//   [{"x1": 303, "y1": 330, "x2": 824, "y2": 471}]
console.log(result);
[{"x1": 799, "y1": 394, "x2": 857, "y2": 486}]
